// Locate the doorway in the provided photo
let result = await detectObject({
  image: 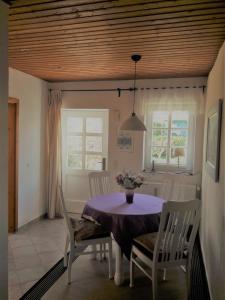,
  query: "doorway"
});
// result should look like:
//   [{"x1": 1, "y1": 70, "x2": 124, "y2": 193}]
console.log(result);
[
  {"x1": 8, "y1": 98, "x2": 18, "y2": 232},
  {"x1": 61, "y1": 109, "x2": 109, "y2": 213}
]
